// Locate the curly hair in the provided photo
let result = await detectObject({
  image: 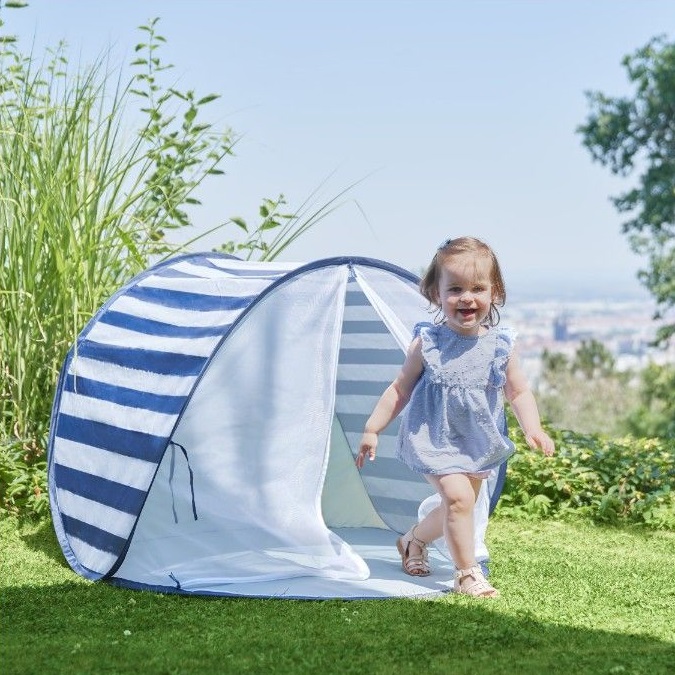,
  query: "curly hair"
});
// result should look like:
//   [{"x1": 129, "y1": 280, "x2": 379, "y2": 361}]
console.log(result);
[{"x1": 419, "y1": 236, "x2": 506, "y2": 327}]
